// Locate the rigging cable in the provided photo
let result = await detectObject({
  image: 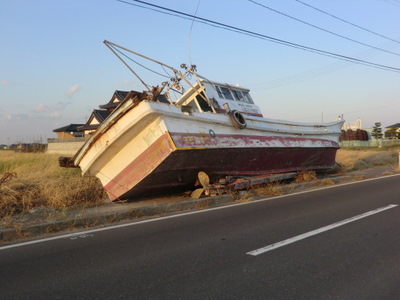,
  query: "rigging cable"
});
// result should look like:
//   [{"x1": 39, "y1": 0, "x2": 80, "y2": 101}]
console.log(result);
[
  {"x1": 295, "y1": 0, "x2": 400, "y2": 44},
  {"x1": 248, "y1": 0, "x2": 400, "y2": 57},
  {"x1": 108, "y1": 43, "x2": 170, "y2": 79},
  {"x1": 116, "y1": 0, "x2": 400, "y2": 73}
]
